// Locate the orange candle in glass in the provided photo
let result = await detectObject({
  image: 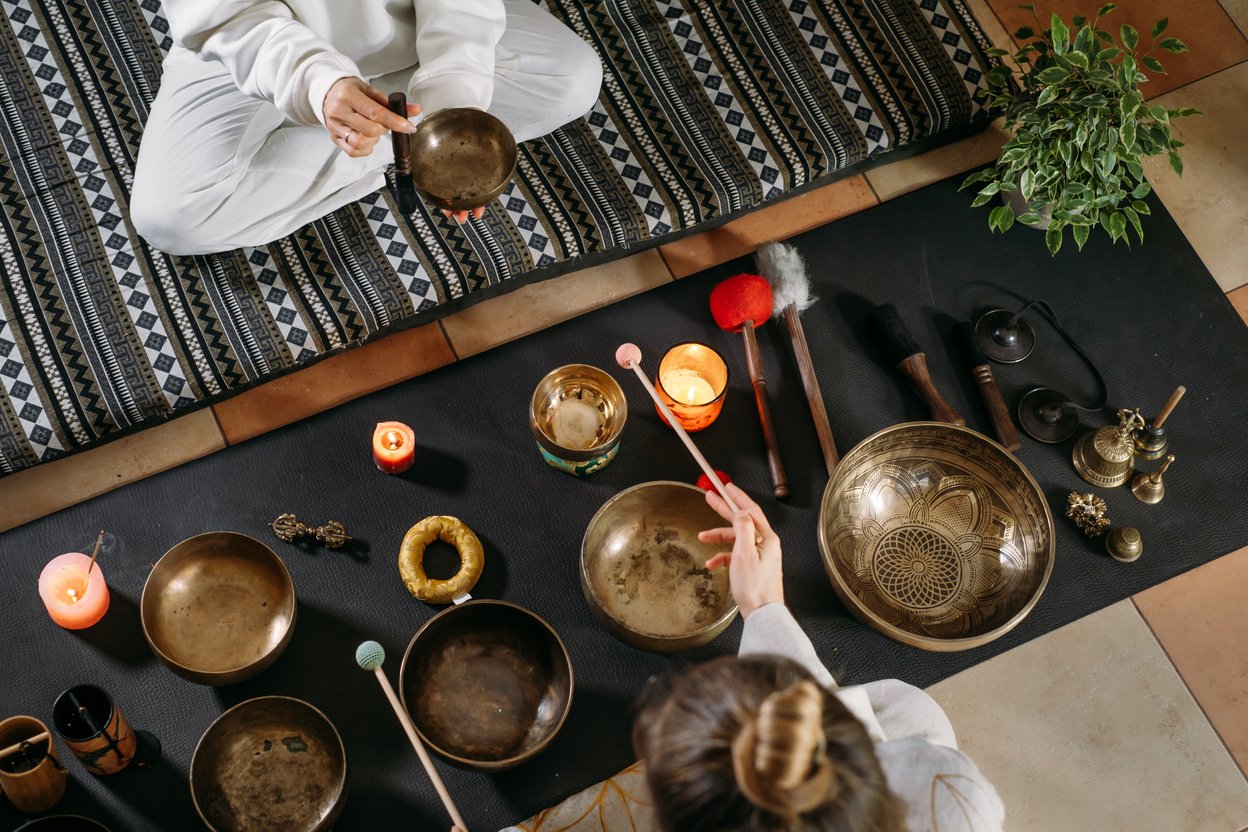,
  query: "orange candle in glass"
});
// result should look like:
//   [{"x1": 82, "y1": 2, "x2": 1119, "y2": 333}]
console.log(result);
[
  {"x1": 373, "y1": 421, "x2": 416, "y2": 474},
  {"x1": 655, "y1": 342, "x2": 729, "y2": 432},
  {"x1": 38, "y1": 553, "x2": 109, "y2": 629}
]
